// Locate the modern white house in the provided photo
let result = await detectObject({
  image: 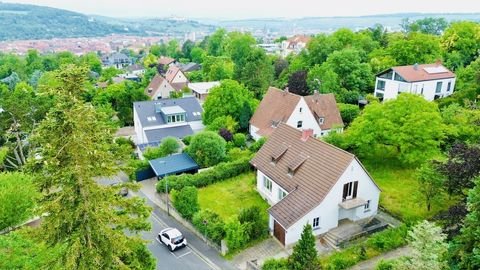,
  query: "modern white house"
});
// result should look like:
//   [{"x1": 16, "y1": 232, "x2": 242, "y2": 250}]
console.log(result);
[
  {"x1": 250, "y1": 124, "x2": 381, "y2": 247},
  {"x1": 249, "y1": 87, "x2": 343, "y2": 141},
  {"x1": 133, "y1": 97, "x2": 204, "y2": 148},
  {"x1": 188, "y1": 81, "x2": 221, "y2": 102},
  {"x1": 374, "y1": 63, "x2": 456, "y2": 101}
]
